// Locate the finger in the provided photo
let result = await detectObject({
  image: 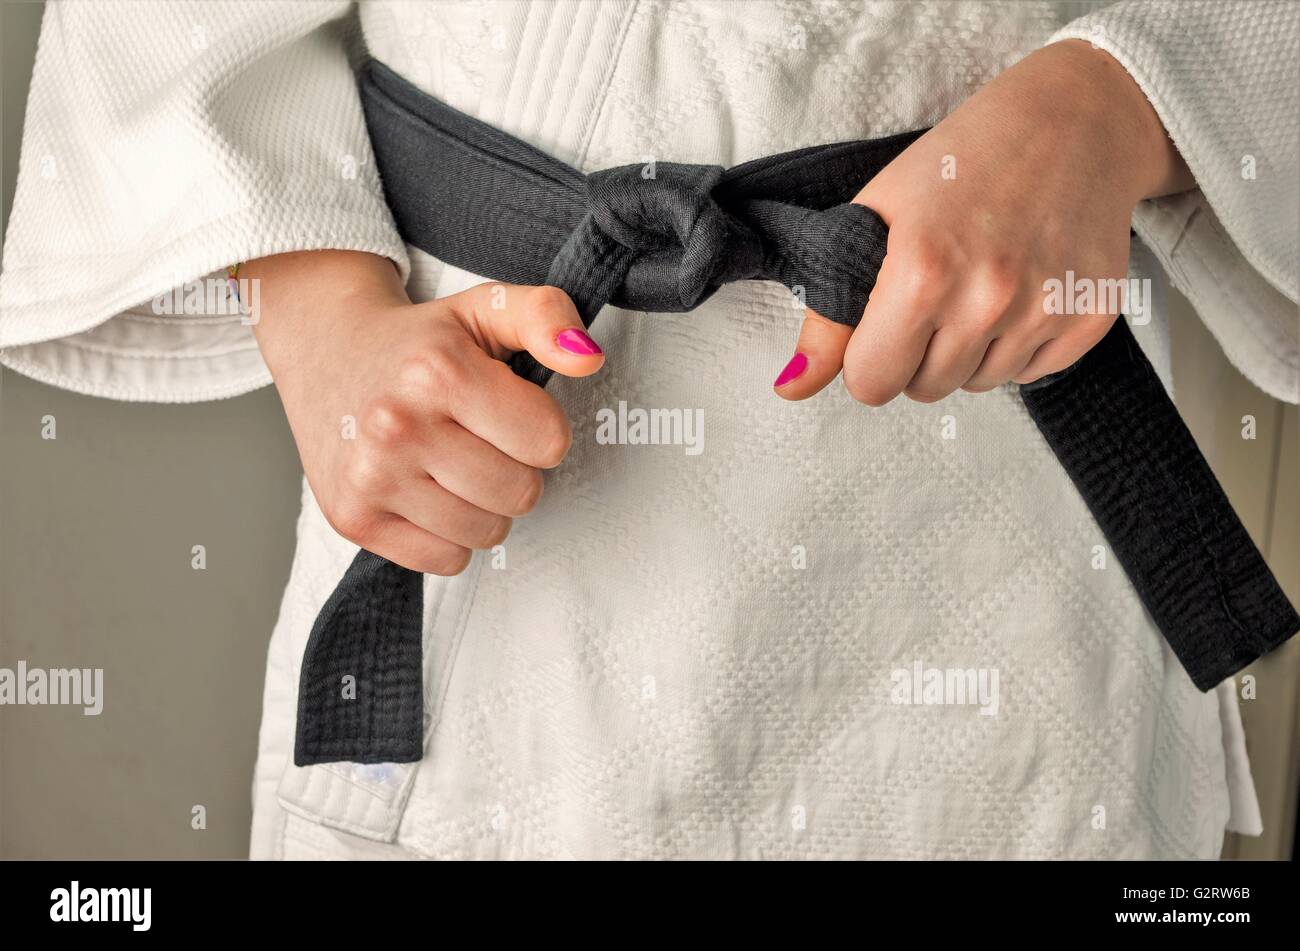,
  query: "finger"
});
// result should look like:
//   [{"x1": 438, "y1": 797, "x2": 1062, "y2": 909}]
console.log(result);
[
  {"x1": 962, "y1": 334, "x2": 1043, "y2": 392},
  {"x1": 389, "y1": 474, "x2": 512, "y2": 550},
  {"x1": 1014, "y1": 317, "x2": 1116, "y2": 384},
  {"x1": 904, "y1": 326, "x2": 993, "y2": 402},
  {"x1": 843, "y1": 311, "x2": 935, "y2": 407},
  {"x1": 907, "y1": 254, "x2": 1028, "y2": 400},
  {"x1": 420, "y1": 419, "x2": 544, "y2": 517},
  {"x1": 364, "y1": 514, "x2": 473, "y2": 576},
  {"x1": 442, "y1": 350, "x2": 574, "y2": 469},
  {"x1": 773, "y1": 309, "x2": 852, "y2": 400},
  {"x1": 841, "y1": 240, "x2": 949, "y2": 406},
  {"x1": 454, "y1": 283, "x2": 605, "y2": 378}
]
